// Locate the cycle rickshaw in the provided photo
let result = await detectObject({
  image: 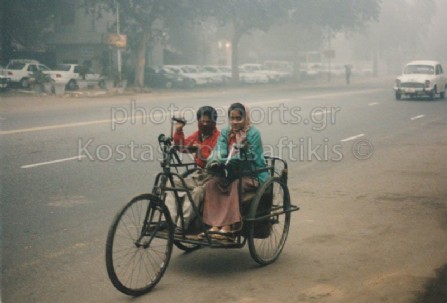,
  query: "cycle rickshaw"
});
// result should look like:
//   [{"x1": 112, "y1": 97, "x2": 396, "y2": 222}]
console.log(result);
[{"x1": 105, "y1": 119, "x2": 299, "y2": 296}]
